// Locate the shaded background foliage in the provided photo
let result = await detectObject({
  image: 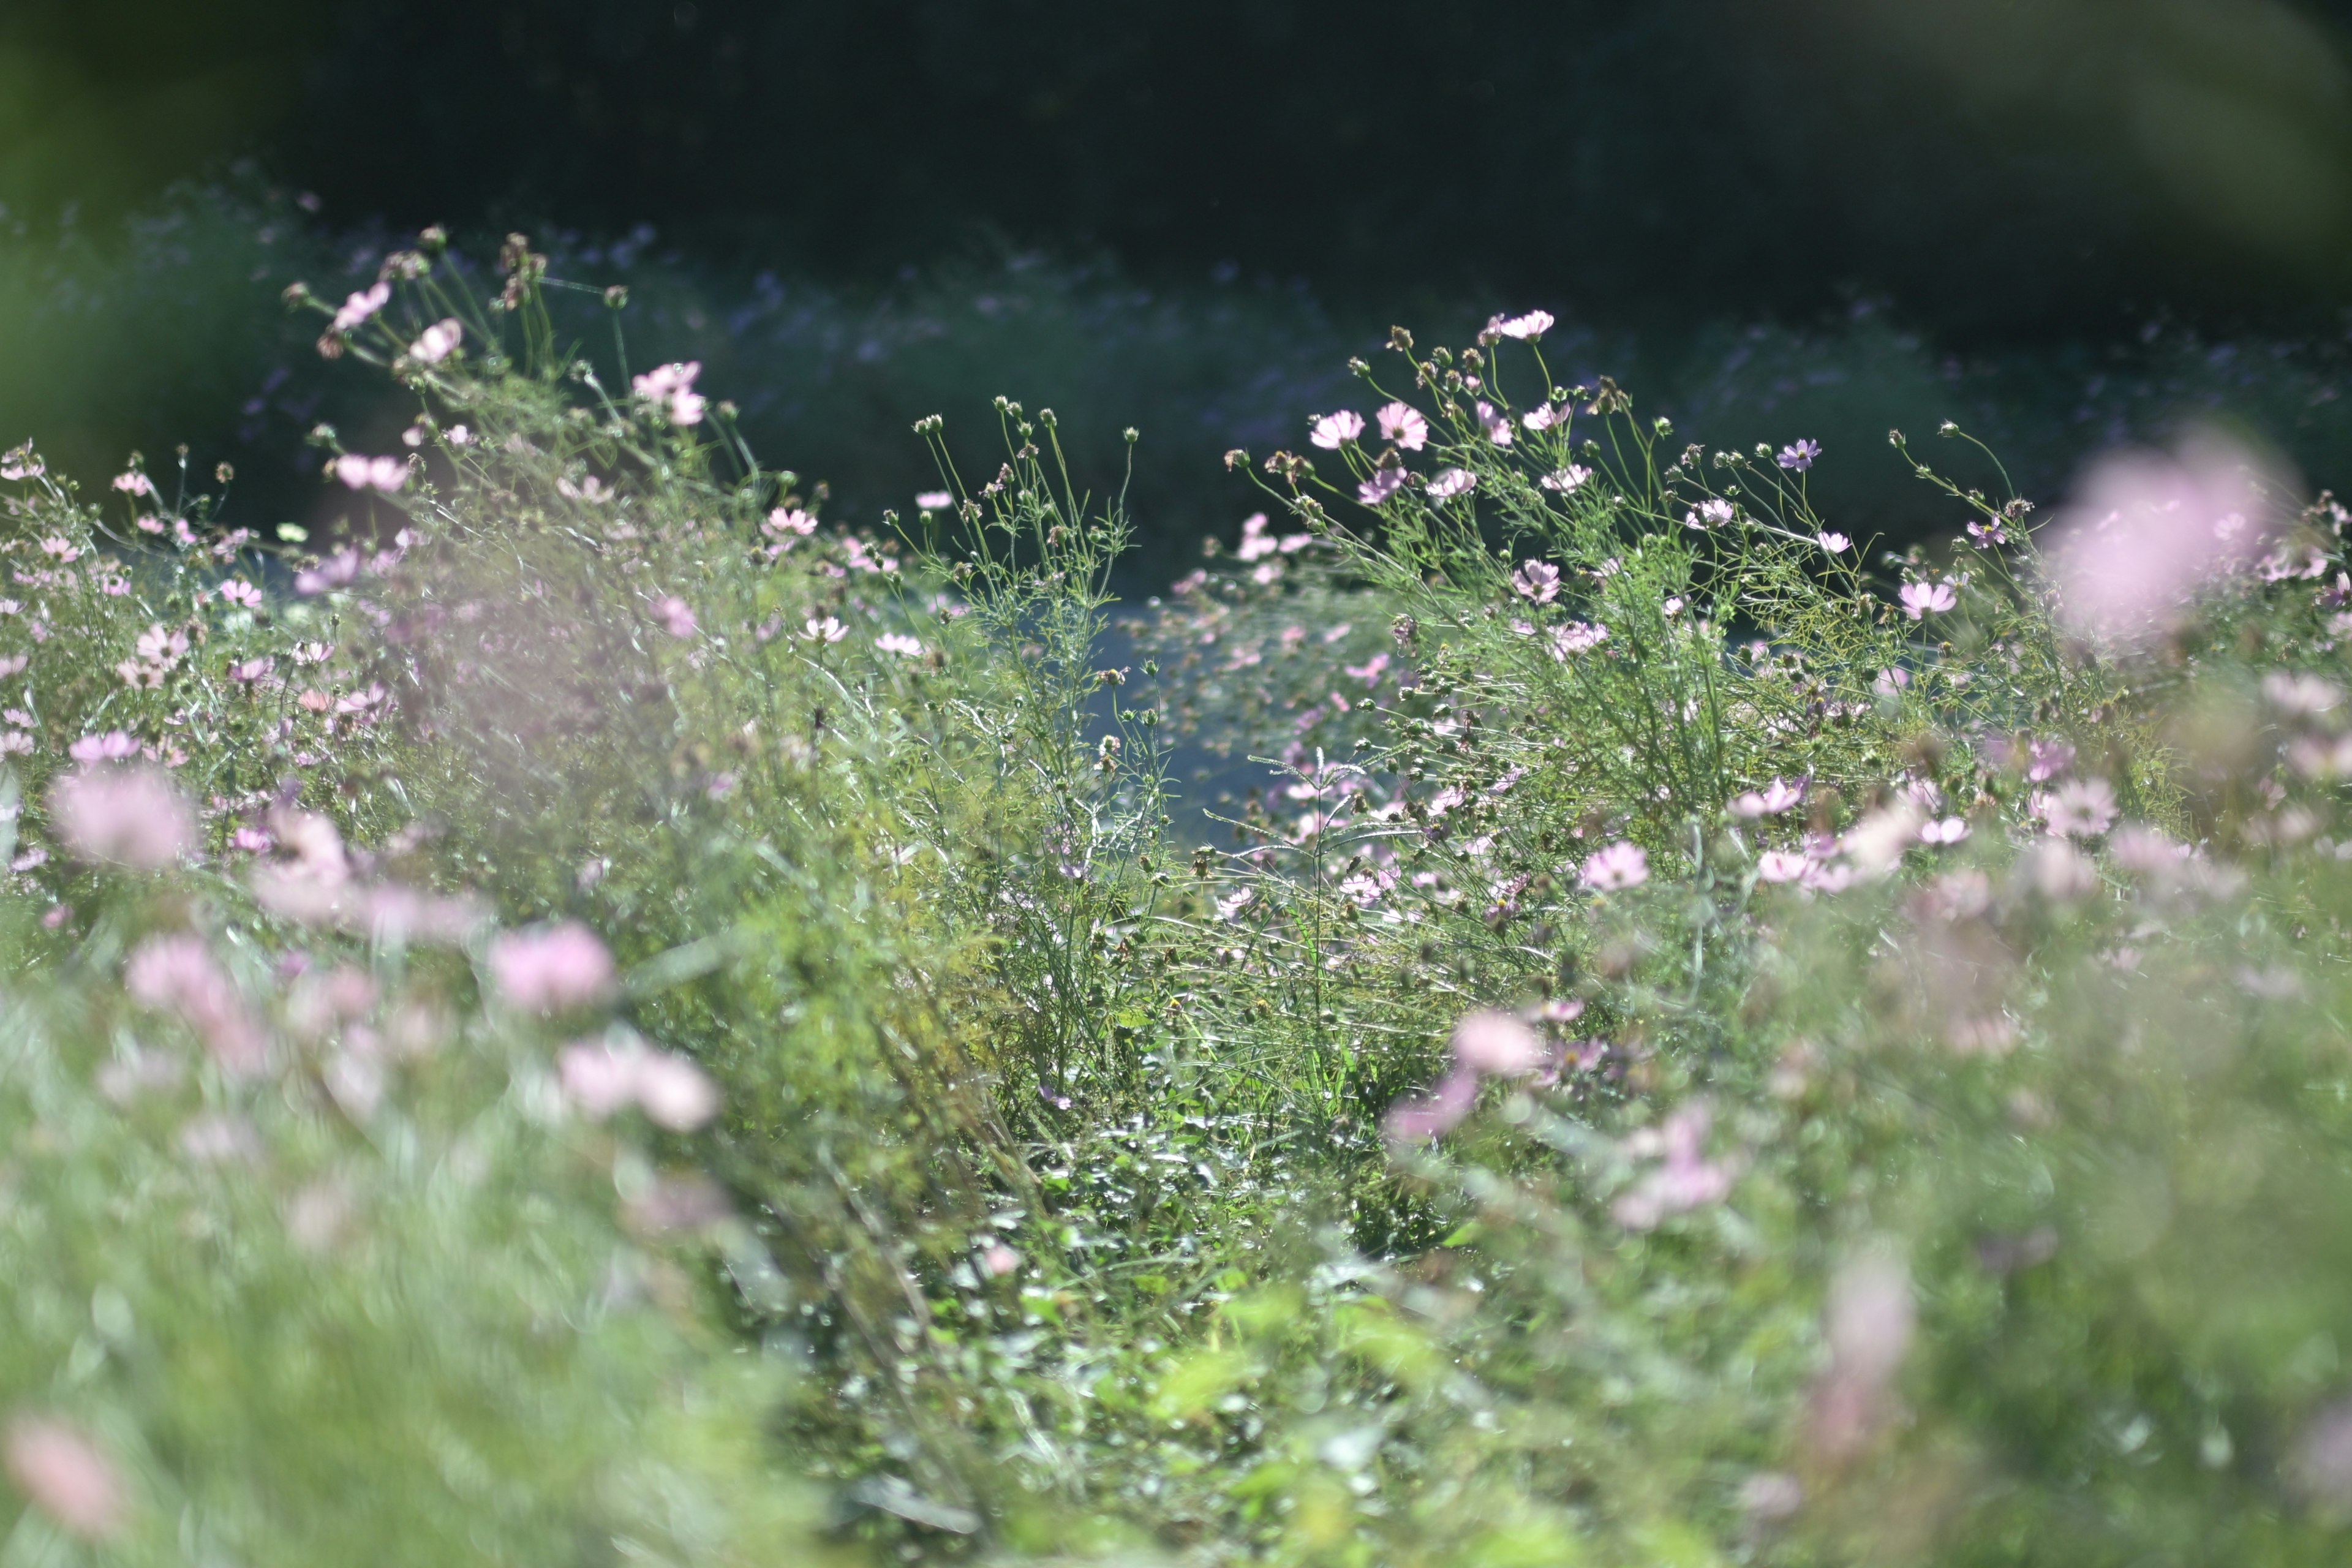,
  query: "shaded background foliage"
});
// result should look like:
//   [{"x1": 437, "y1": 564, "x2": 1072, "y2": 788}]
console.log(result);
[{"x1": 9, "y1": 0, "x2": 2352, "y2": 584}]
